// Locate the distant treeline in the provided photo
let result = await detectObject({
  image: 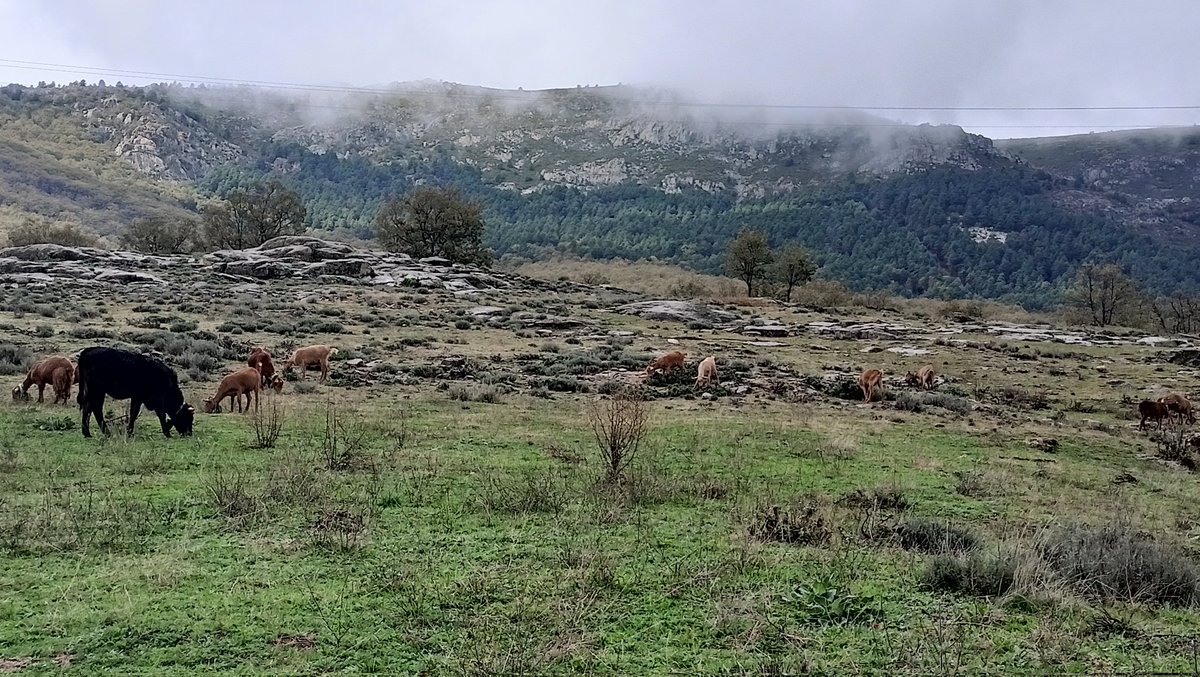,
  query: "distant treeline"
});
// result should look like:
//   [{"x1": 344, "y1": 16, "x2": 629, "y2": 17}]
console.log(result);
[{"x1": 202, "y1": 139, "x2": 1196, "y2": 308}]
